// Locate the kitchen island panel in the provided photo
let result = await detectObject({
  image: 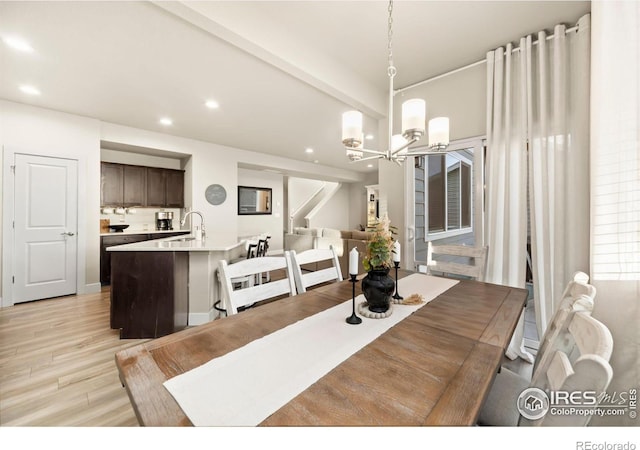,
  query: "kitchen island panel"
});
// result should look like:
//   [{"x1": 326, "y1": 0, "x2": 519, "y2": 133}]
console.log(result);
[
  {"x1": 108, "y1": 234, "x2": 246, "y2": 333},
  {"x1": 110, "y1": 251, "x2": 188, "y2": 339}
]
